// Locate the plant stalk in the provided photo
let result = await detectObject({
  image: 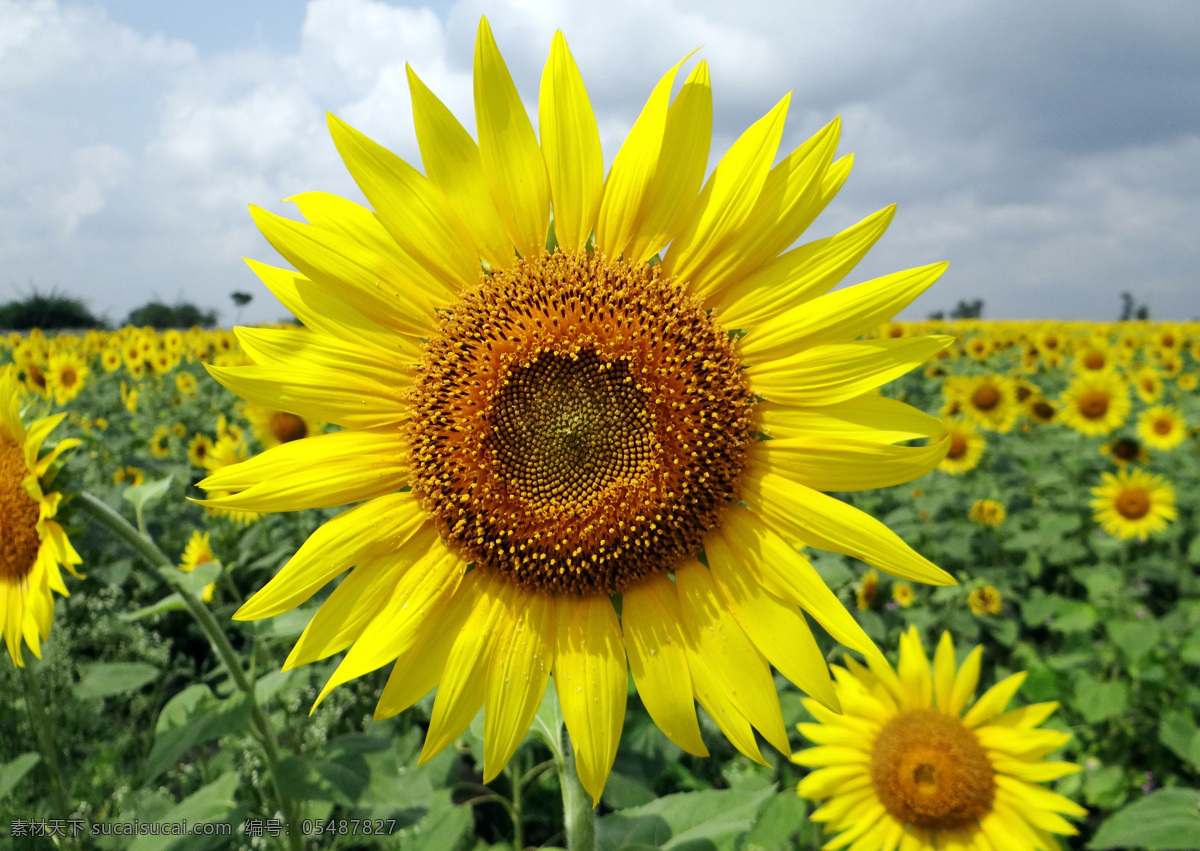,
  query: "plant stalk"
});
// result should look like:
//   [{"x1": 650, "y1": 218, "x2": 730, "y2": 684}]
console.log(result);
[
  {"x1": 559, "y1": 729, "x2": 595, "y2": 851},
  {"x1": 19, "y1": 663, "x2": 72, "y2": 818}
]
